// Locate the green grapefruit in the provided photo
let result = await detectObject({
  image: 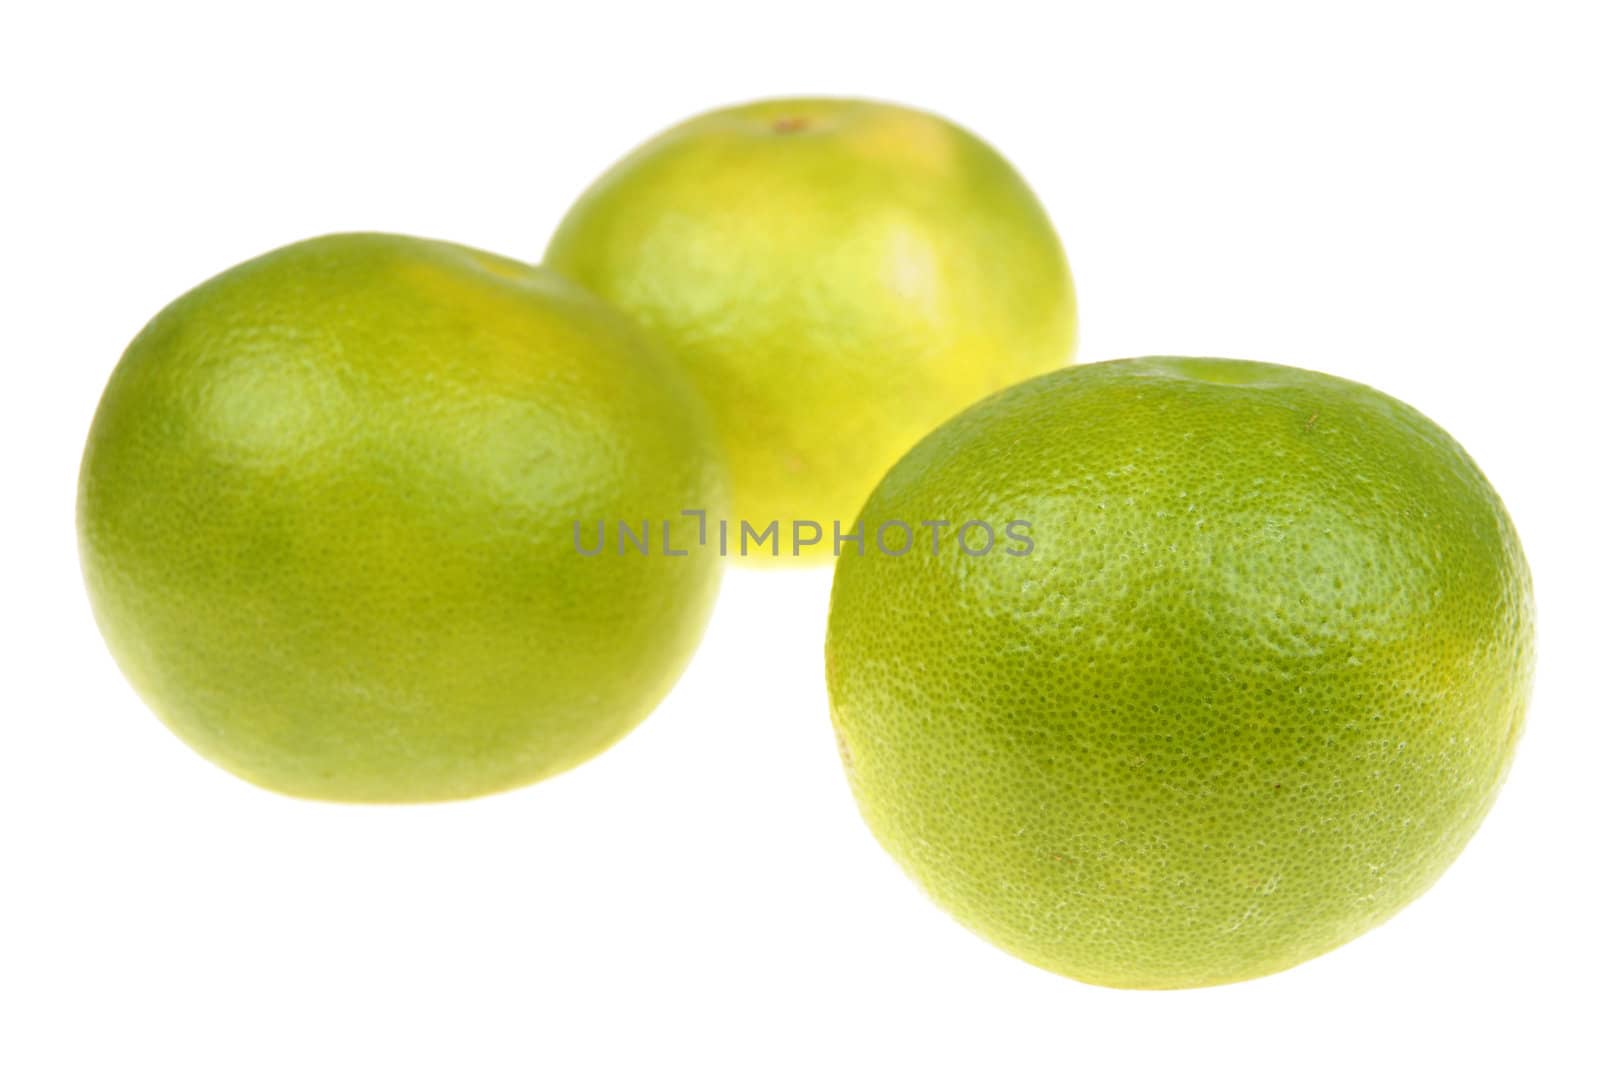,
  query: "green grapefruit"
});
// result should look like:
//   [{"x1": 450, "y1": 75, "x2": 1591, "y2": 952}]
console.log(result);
[
  {"x1": 825, "y1": 356, "x2": 1534, "y2": 988},
  {"x1": 79, "y1": 233, "x2": 726, "y2": 802},
  {"x1": 546, "y1": 97, "x2": 1076, "y2": 561}
]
